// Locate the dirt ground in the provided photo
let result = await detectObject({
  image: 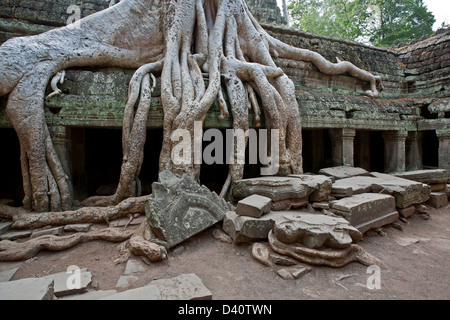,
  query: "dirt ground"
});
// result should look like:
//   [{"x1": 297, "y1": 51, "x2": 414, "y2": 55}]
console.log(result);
[{"x1": 1, "y1": 204, "x2": 449, "y2": 300}]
